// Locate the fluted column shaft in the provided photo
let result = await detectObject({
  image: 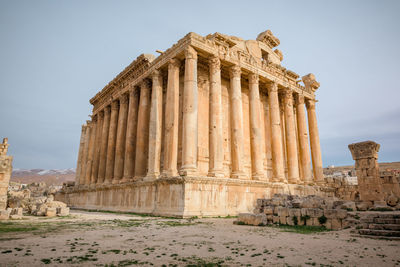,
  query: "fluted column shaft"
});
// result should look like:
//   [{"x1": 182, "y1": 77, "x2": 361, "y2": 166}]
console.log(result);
[
  {"x1": 180, "y1": 46, "x2": 198, "y2": 176},
  {"x1": 113, "y1": 94, "x2": 129, "y2": 183},
  {"x1": 80, "y1": 122, "x2": 91, "y2": 184},
  {"x1": 296, "y1": 95, "x2": 312, "y2": 182},
  {"x1": 135, "y1": 80, "x2": 151, "y2": 177},
  {"x1": 91, "y1": 111, "x2": 103, "y2": 184},
  {"x1": 306, "y1": 99, "x2": 324, "y2": 182},
  {"x1": 147, "y1": 70, "x2": 163, "y2": 179},
  {"x1": 208, "y1": 56, "x2": 224, "y2": 177},
  {"x1": 122, "y1": 88, "x2": 139, "y2": 181},
  {"x1": 162, "y1": 59, "x2": 180, "y2": 177},
  {"x1": 98, "y1": 106, "x2": 111, "y2": 184},
  {"x1": 85, "y1": 117, "x2": 97, "y2": 185},
  {"x1": 249, "y1": 73, "x2": 264, "y2": 179},
  {"x1": 229, "y1": 65, "x2": 245, "y2": 178},
  {"x1": 283, "y1": 90, "x2": 300, "y2": 183},
  {"x1": 268, "y1": 82, "x2": 285, "y2": 182},
  {"x1": 105, "y1": 100, "x2": 119, "y2": 183},
  {"x1": 75, "y1": 125, "x2": 86, "y2": 185}
]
